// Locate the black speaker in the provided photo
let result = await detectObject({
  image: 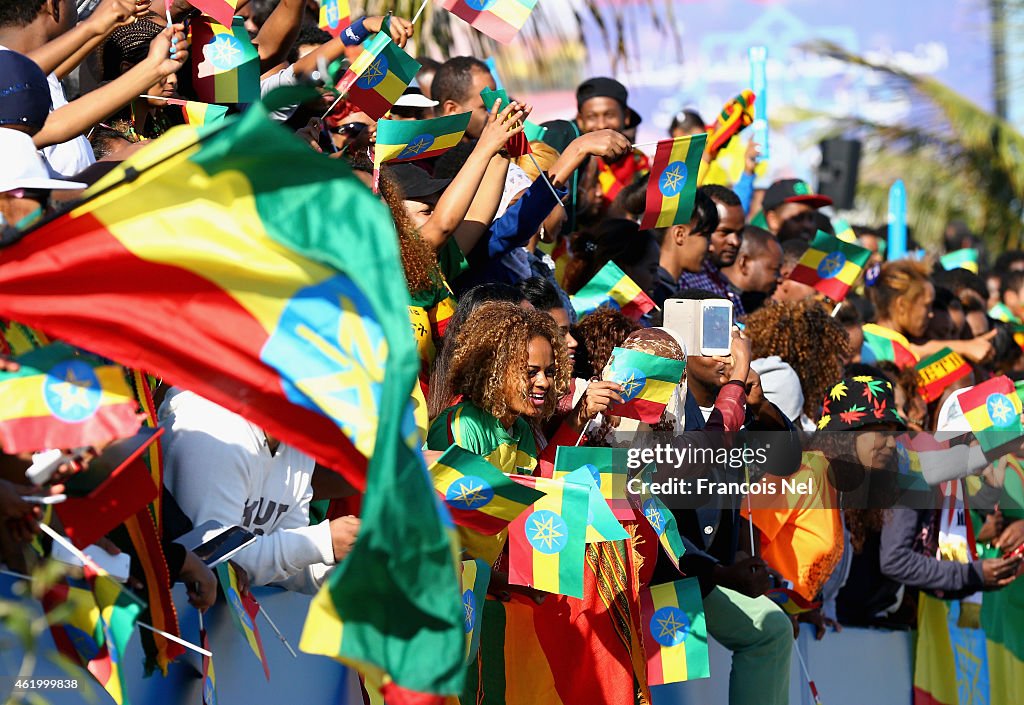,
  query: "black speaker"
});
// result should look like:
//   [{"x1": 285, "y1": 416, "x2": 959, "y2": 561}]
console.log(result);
[{"x1": 817, "y1": 138, "x2": 861, "y2": 210}]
